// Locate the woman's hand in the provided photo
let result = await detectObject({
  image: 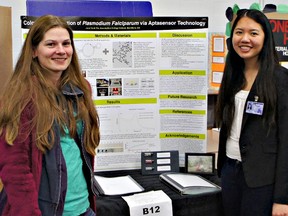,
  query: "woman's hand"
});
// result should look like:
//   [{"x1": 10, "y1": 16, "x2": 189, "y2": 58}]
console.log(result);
[{"x1": 273, "y1": 203, "x2": 288, "y2": 216}]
